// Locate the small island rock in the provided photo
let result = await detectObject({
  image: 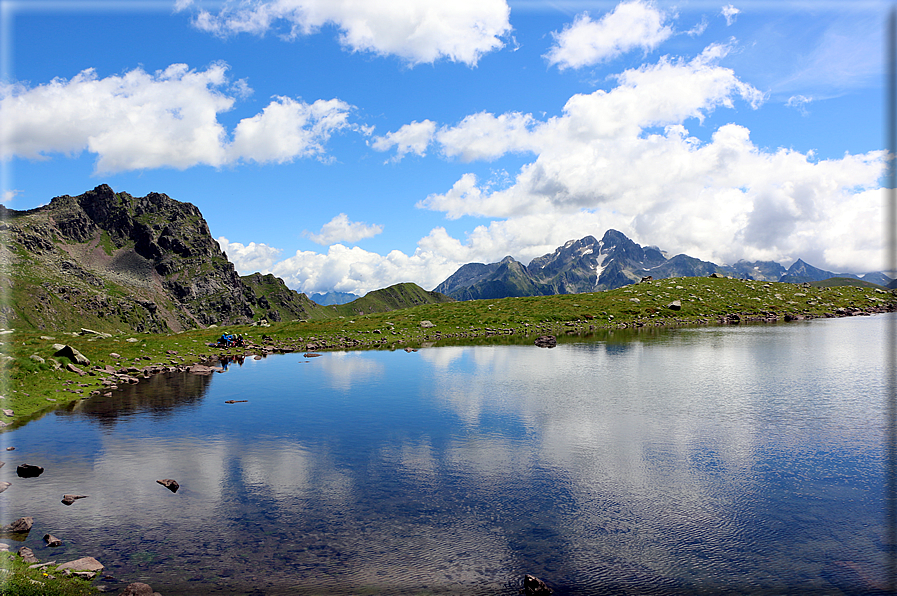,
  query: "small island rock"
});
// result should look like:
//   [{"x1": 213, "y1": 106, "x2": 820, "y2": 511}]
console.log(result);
[
  {"x1": 61, "y1": 494, "x2": 88, "y2": 506},
  {"x1": 157, "y1": 479, "x2": 179, "y2": 493},
  {"x1": 2, "y1": 517, "x2": 33, "y2": 534},
  {"x1": 523, "y1": 574, "x2": 552, "y2": 595},
  {"x1": 16, "y1": 464, "x2": 44, "y2": 478},
  {"x1": 44, "y1": 533, "x2": 62, "y2": 547}
]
